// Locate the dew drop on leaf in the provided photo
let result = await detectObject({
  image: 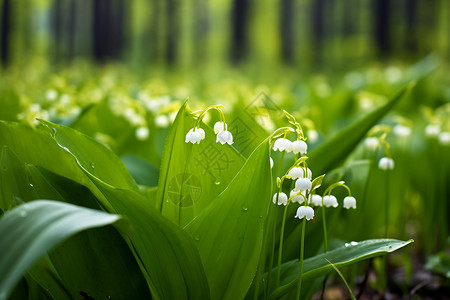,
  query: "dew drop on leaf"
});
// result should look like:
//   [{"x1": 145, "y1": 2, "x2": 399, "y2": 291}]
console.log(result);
[
  {"x1": 214, "y1": 181, "x2": 221, "y2": 185},
  {"x1": 242, "y1": 206, "x2": 248, "y2": 212},
  {"x1": 19, "y1": 210, "x2": 27, "y2": 217},
  {"x1": 90, "y1": 162, "x2": 95, "y2": 169}
]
